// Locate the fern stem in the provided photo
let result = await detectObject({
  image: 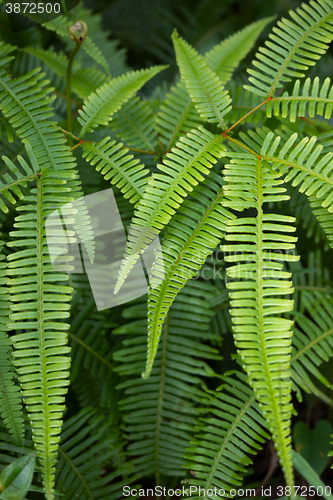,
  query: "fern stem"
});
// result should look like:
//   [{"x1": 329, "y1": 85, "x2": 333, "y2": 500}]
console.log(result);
[
  {"x1": 66, "y1": 21, "x2": 88, "y2": 146},
  {"x1": 66, "y1": 44, "x2": 81, "y2": 146}
]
